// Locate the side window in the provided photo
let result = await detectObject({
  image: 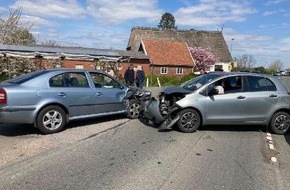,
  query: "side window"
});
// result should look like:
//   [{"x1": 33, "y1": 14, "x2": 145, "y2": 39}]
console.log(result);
[
  {"x1": 49, "y1": 72, "x2": 89, "y2": 88},
  {"x1": 247, "y1": 76, "x2": 277, "y2": 92},
  {"x1": 67, "y1": 72, "x2": 89, "y2": 87},
  {"x1": 224, "y1": 76, "x2": 242, "y2": 93},
  {"x1": 90, "y1": 72, "x2": 120, "y2": 88},
  {"x1": 49, "y1": 74, "x2": 65, "y2": 87}
]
